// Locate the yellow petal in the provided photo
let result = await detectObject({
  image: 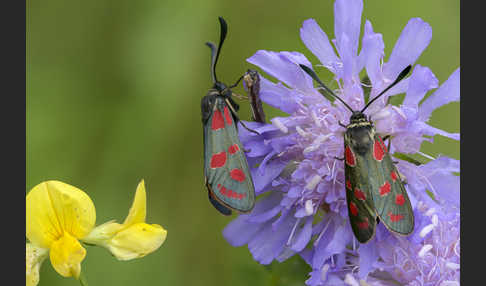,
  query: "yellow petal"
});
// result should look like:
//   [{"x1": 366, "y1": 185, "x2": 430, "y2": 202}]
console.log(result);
[
  {"x1": 123, "y1": 180, "x2": 146, "y2": 226},
  {"x1": 49, "y1": 232, "x2": 86, "y2": 278},
  {"x1": 107, "y1": 222, "x2": 167, "y2": 261},
  {"x1": 26, "y1": 243, "x2": 48, "y2": 286},
  {"x1": 26, "y1": 181, "x2": 96, "y2": 248},
  {"x1": 81, "y1": 220, "x2": 123, "y2": 245}
]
